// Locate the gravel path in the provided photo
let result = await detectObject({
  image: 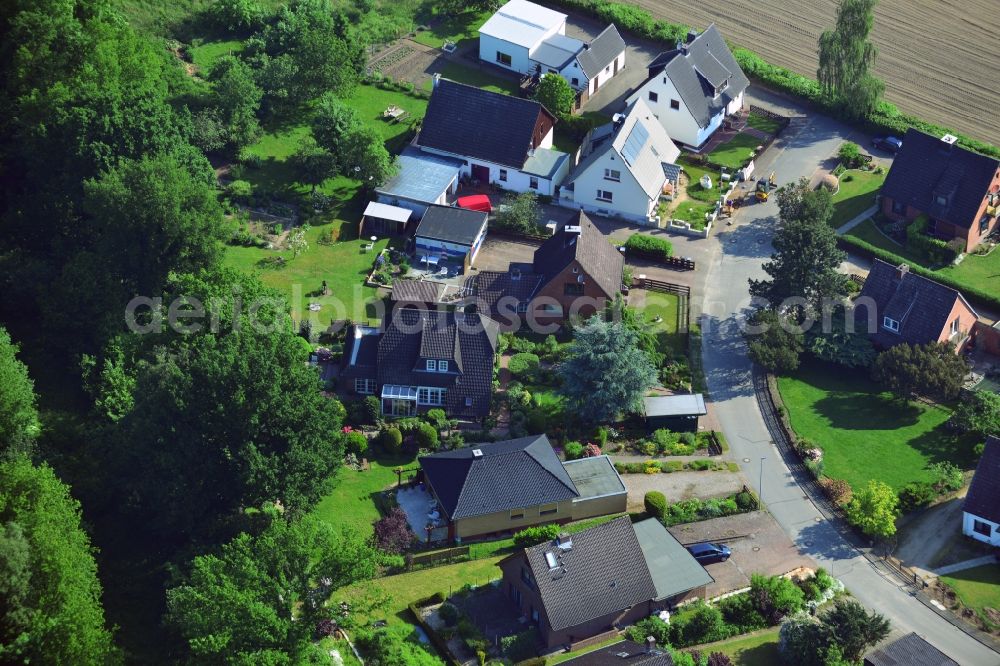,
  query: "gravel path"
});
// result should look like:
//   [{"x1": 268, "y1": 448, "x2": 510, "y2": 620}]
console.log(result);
[{"x1": 620, "y1": 470, "x2": 746, "y2": 511}]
